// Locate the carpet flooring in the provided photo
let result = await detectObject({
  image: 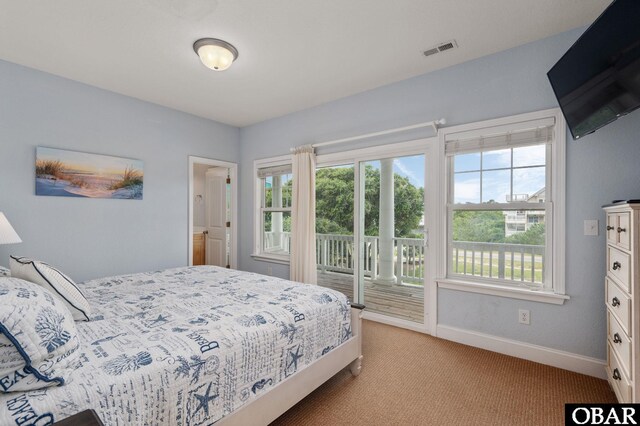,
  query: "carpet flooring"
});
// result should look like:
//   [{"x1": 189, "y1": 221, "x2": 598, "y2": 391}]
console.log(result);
[{"x1": 271, "y1": 320, "x2": 616, "y2": 426}]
